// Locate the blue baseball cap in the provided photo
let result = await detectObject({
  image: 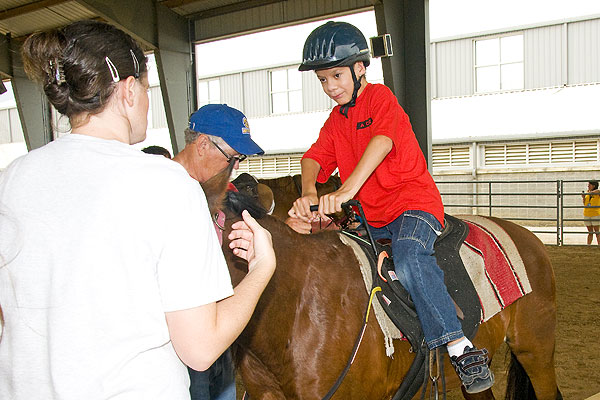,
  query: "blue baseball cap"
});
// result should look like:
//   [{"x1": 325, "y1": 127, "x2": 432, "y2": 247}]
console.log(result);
[{"x1": 189, "y1": 104, "x2": 264, "y2": 156}]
